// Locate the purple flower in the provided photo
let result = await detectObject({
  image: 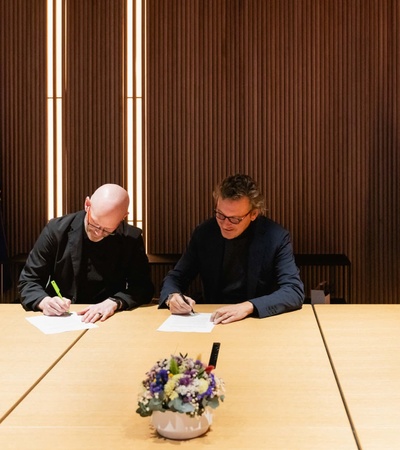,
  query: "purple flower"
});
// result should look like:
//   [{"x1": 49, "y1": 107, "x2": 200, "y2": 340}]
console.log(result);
[
  {"x1": 149, "y1": 369, "x2": 169, "y2": 394},
  {"x1": 179, "y1": 376, "x2": 192, "y2": 386}
]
